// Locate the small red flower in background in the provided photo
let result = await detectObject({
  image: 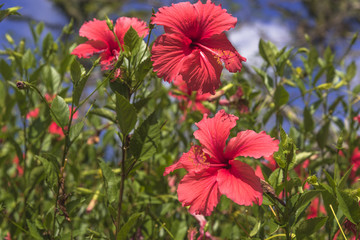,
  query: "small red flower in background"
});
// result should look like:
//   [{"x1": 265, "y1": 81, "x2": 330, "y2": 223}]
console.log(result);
[
  {"x1": 71, "y1": 17, "x2": 148, "y2": 70},
  {"x1": 151, "y1": 1, "x2": 246, "y2": 94},
  {"x1": 188, "y1": 214, "x2": 217, "y2": 240},
  {"x1": 307, "y1": 197, "x2": 326, "y2": 219},
  {"x1": 164, "y1": 110, "x2": 279, "y2": 215},
  {"x1": 48, "y1": 106, "x2": 78, "y2": 138},
  {"x1": 26, "y1": 108, "x2": 40, "y2": 119},
  {"x1": 45, "y1": 93, "x2": 56, "y2": 103},
  {"x1": 353, "y1": 115, "x2": 360, "y2": 123},
  {"x1": 170, "y1": 77, "x2": 211, "y2": 120},
  {"x1": 12, "y1": 155, "x2": 24, "y2": 176}
]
